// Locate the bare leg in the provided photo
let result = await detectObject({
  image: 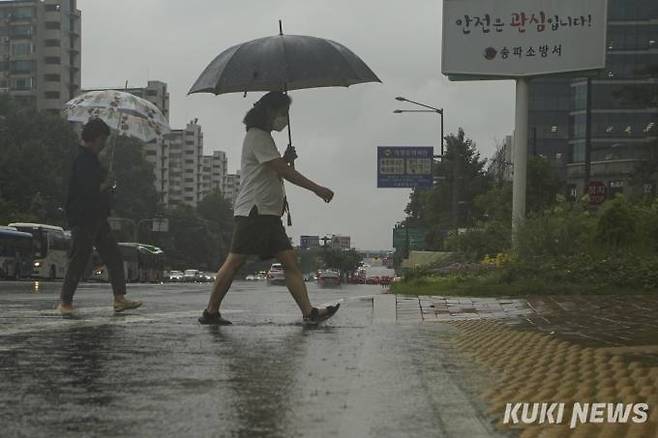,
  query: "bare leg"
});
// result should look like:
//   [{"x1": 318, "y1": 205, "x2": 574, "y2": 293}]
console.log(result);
[
  {"x1": 207, "y1": 253, "x2": 246, "y2": 314},
  {"x1": 276, "y1": 250, "x2": 313, "y2": 317}
]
